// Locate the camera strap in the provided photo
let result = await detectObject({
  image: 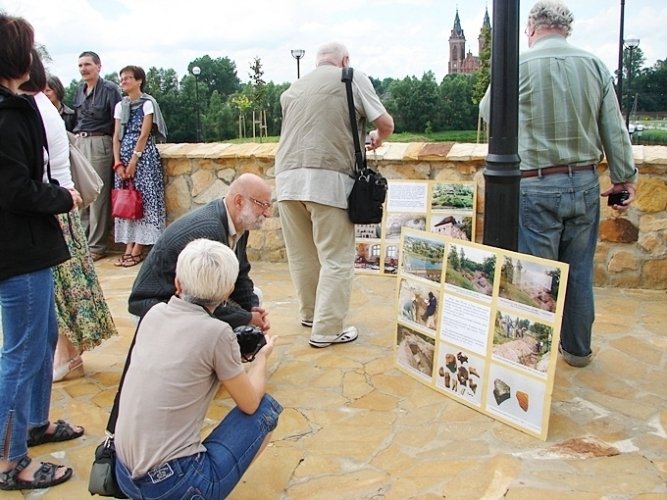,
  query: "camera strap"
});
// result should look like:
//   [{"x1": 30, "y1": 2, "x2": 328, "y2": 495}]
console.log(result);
[
  {"x1": 106, "y1": 316, "x2": 142, "y2": 435},
  {"x1": 341, "y1": 67, "x2": 366, "y2": 175}
]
